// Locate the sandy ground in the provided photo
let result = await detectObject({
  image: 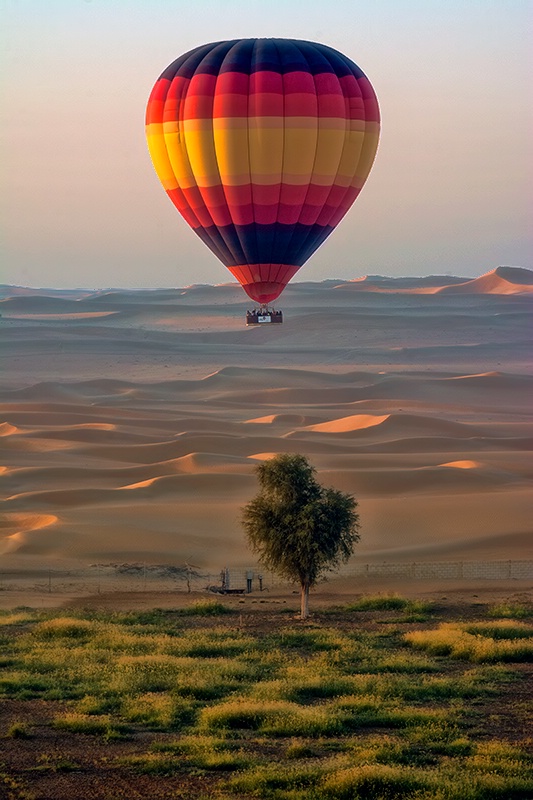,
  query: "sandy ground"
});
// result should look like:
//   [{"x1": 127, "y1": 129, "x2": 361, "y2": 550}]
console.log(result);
[
  {"x1": 1, "y1": 266, "x2": 532, "y2": 595},
  {"x1": 1, "y1": 579, "x2": 532, "y2": 613}
]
